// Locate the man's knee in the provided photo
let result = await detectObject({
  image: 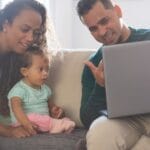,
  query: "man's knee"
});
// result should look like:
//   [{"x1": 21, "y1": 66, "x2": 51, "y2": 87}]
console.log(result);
[
  {"x1": 86, "y1": 116, "x2": 140, "y2": 150},
  {"x1": 87, "y1": 116, "x2": 124, "y2": 142}
]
